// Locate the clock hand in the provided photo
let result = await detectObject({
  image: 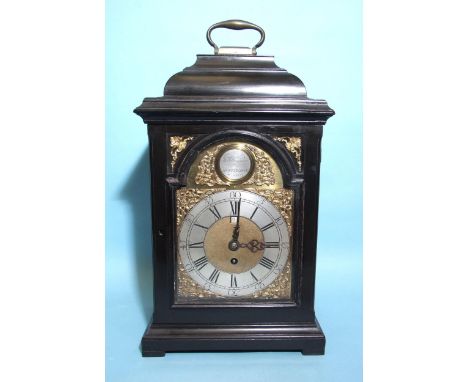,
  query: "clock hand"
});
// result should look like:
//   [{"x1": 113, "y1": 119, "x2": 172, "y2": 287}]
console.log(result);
[
  {"x1": 239, "y1": 239, "x2": 266, "y2": 253},
  {"x1": 228, "y1": 198, "x2": 242, "y2": 251},
  {"x1": 233, "y1": 198, "x2": 241, "y2": 240}
]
